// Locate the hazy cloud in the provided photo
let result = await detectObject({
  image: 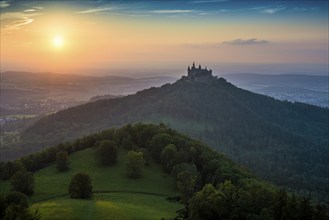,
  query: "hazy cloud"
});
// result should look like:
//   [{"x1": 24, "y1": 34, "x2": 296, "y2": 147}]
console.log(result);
[
  {"x1": 292, "y1": 7, "x2": 317, "y2": 12},
  {"x1": 183, "y1": 42, "x2": 222, "y2": 48},
  {"x1": 1, "y1": 12, "x2": 41, "y2": 32},
  {"x1": 76, "y1": 6, "x2": 199, "y2": 16},
  {"x1": 0, "y1": 0, "x2": 10, "y2": 8},
  {"x1": 223, "y1": 38, "x2": 270, "y2": 45},
  {"x1": 75, "y1": 7, "x2": 116, "y2": 14},
  {"x1": 184, "y1": 39, "x2": 270, "y2": 48},
  {"x1": 3, "y1": 17, "x2": 34, "y2": 31},
  {"x1": 90, "y1": 0, "x2": 103, "y2": 4},
  {"x1": 1, "y1": 12, "x2": 37, "y2": 20},
  {"x1": 24, "y1": 9, "x2": 36, "y2": 12},
  {"x1": 190, "y1": 0, "x2": 230, "y2": 4},
  {"x1": 150, "y1": 9, "x2": 195, "y2": 14},
  {"x1": 256, "y1": 5, "x2": 286, "y2": 14}
]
